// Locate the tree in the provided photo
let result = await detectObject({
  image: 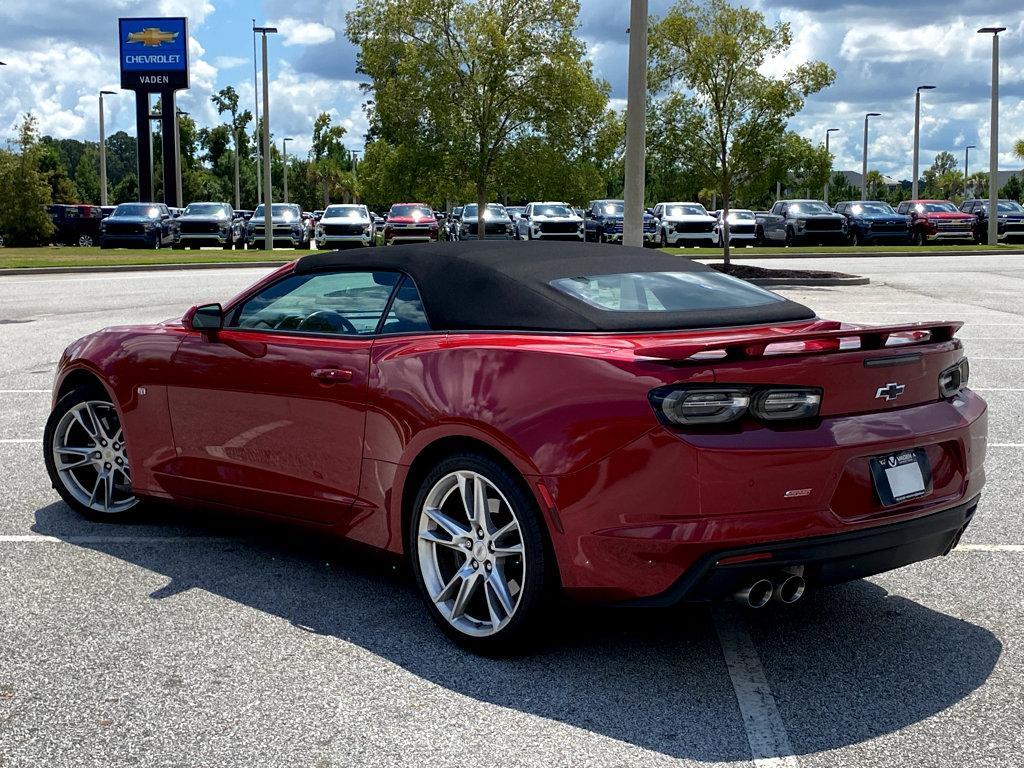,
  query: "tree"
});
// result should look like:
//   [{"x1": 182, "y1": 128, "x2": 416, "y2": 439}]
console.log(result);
[
  {"x1": 1000, "y1": 174, "x2": 1023, "y2": 203},
  {"x1": 650, "y1": 0, "x2": 834, "y2": 263},
  {"x1": 1014, "y1": 139, "x2": 1024, "y2": 163},
  {"x1": 922, "y1": 152, "x2": 962, "y2": 201},
  {"x1": 348, "y1": 0, "x2": 609, "y2": 237},
  {"x1": 211, "y1": 86, "x2": 252, "y2": 209},
  {"x1": 0, "y1": 114, "x2": 55, "y2": 245},
  {"x1": 74, "y1": 148, "x2": 101, "y2": 203},
  {"x1": 112, "y1": 173, "x2": 139, "y2": 205},
  {"x1": 737, "y1": 131, "x2": 831, "y2": 208},
  {"x1": 826, "y1": 171, "x2": 859, "y2": 204},
  {"x1": 308, "y1": 112, "x2": 351, "y2": 207}
]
